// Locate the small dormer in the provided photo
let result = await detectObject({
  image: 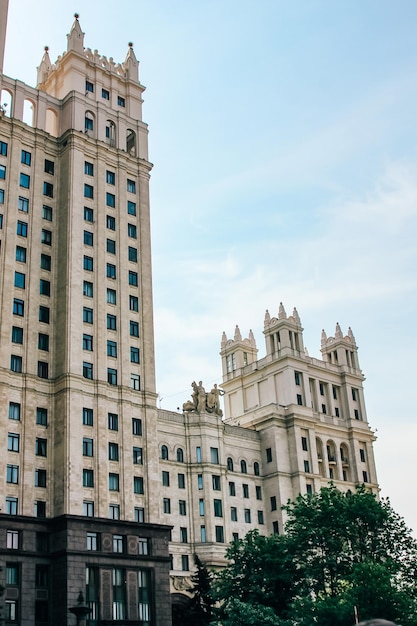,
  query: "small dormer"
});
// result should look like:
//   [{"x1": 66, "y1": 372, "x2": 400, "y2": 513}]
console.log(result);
[
  {"x1": 263, "y1": 303, "x2": 305, "y2": 358},
  {"x1": 321, "y1": 323, "x2": 360, "y2": 369},
  {"x1": 220, "y1": 326, "x2": 257, "y2": 378}
]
